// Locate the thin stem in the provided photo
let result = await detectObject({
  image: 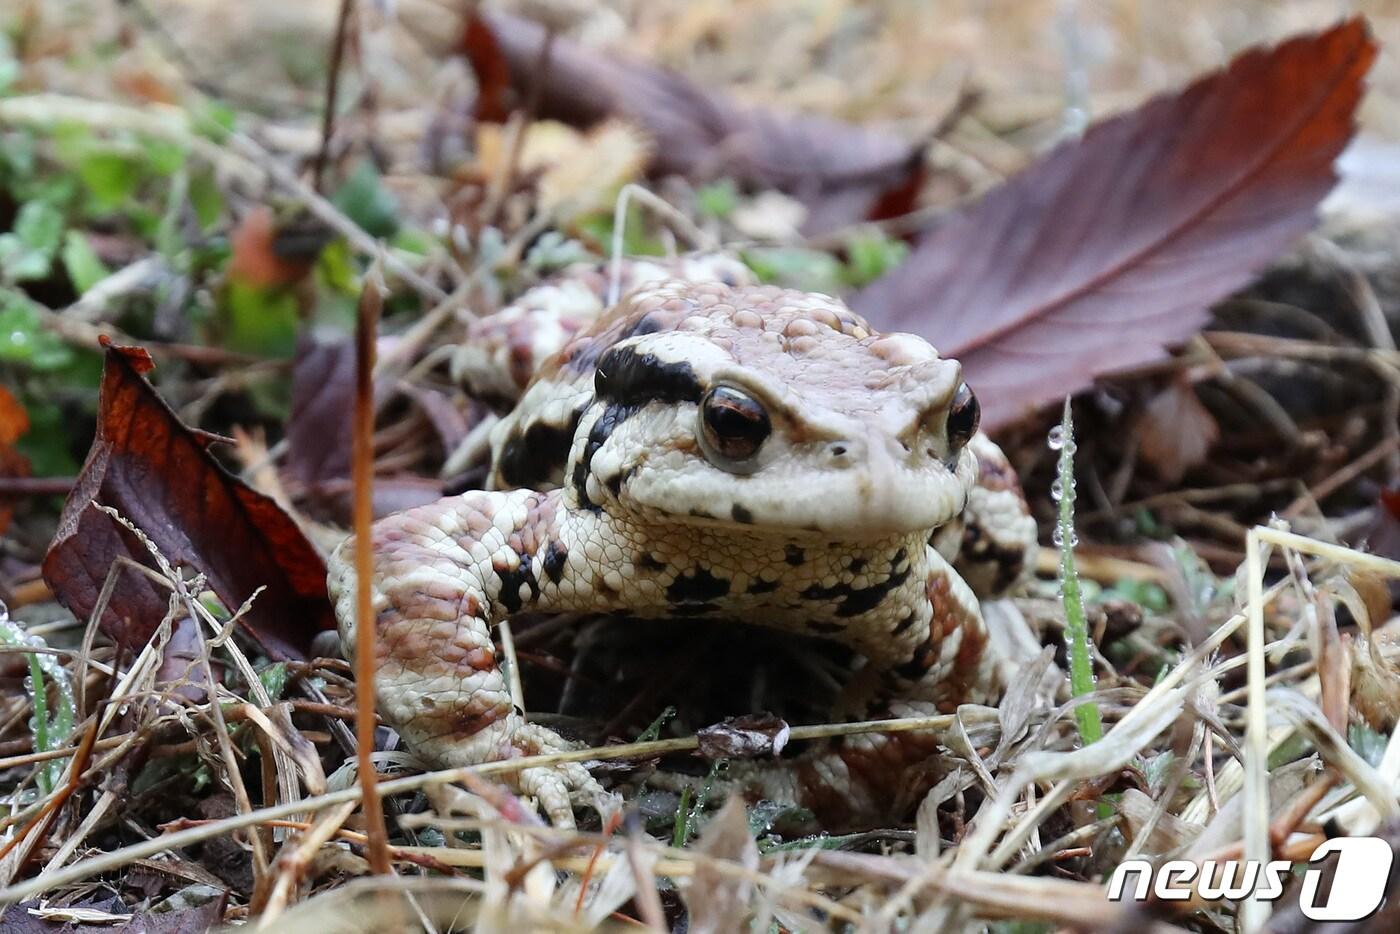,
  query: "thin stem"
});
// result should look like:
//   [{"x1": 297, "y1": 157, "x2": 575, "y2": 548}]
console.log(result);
[
  {"x1": 353, "y1": 261, "x2": 392, "y2": 876},
  {"x1": 1054, "y1": 399, "x2": 1102, "y2": 744}
]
